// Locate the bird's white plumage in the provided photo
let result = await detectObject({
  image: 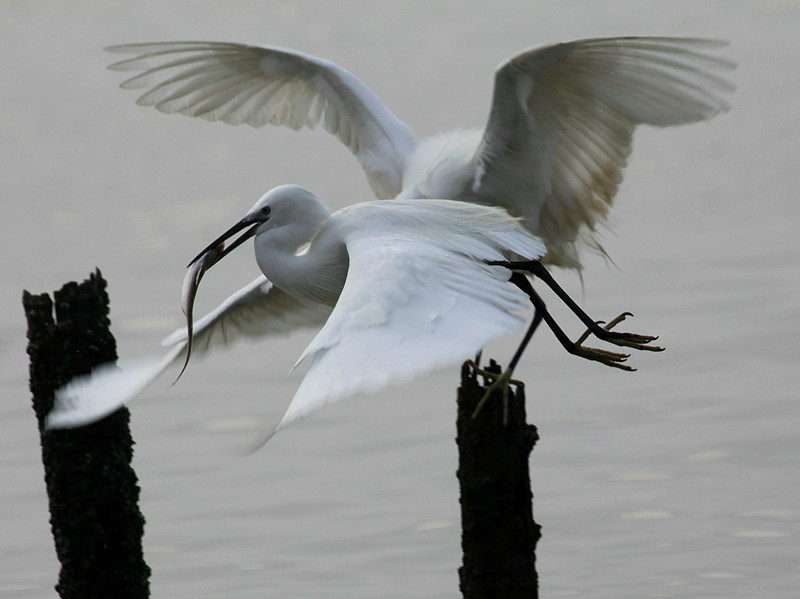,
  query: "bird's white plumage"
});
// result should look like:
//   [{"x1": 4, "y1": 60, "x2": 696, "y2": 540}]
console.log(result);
[
  {"x1": 108, "y1": 37, "x2": 734, "y2": 267},
  {"x1": 46, "y1": 190, "x2": 545, "y2": 435},
  {"x1": 107, "y1": 42, "x2": 417, "y2": 199},
  {"x1": 50, "y1": 36, "x2": 733, "y2": 434},
  {"x1": 46, "y1": 275, "x2": 331, "y2": 429},
  {"x1": 46, "y1": 352, "x2": 179, "y2": 429},
  {"x1": 472, "y1": 37, "x2": 734, "y2": 265},
  {"x1": 162, "y1": 275, "x2": 332, "y2": 348},
  {"x1": 278, "y1": 198, "x2": 545, "y2": 431}
]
